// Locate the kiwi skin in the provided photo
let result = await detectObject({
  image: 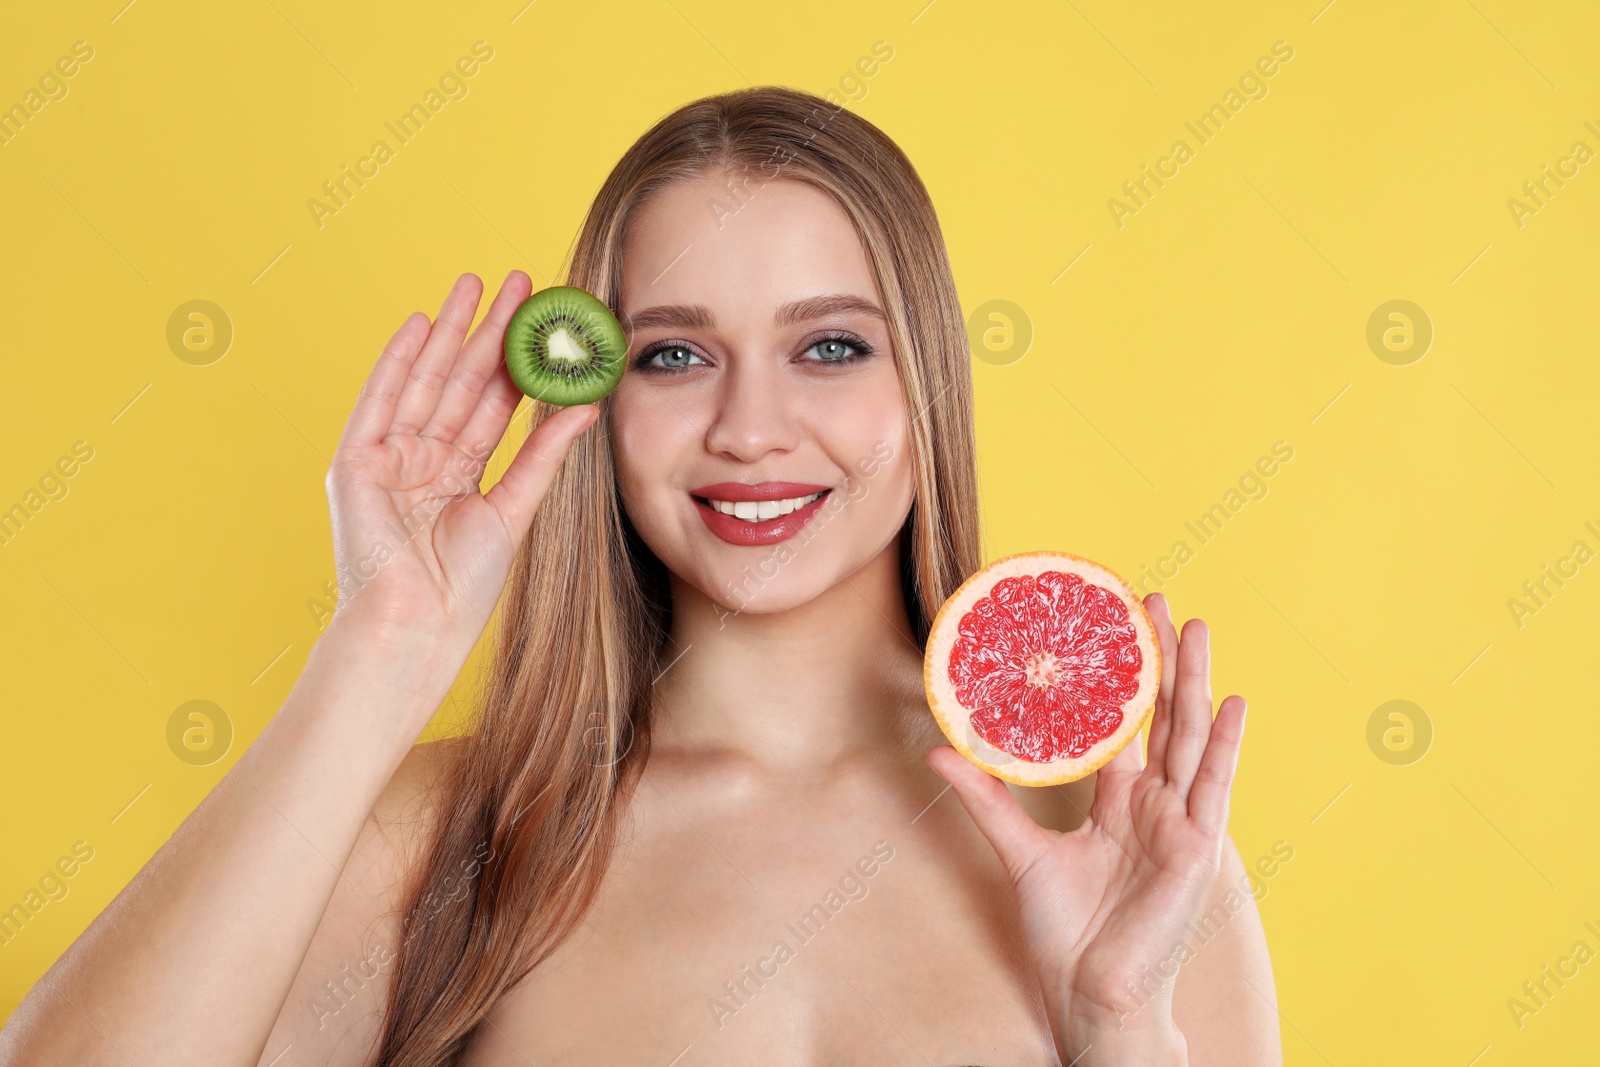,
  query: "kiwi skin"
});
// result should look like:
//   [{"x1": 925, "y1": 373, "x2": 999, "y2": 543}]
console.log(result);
[{"x1": 502, "y1": 285, "x2": 628, "y2": 406}]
